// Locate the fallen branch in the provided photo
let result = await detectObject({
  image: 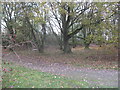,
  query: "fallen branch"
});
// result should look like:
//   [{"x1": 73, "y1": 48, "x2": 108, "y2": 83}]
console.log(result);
[{"x1": 12, "y1": 48, "x2": 22, "y2": 62}]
